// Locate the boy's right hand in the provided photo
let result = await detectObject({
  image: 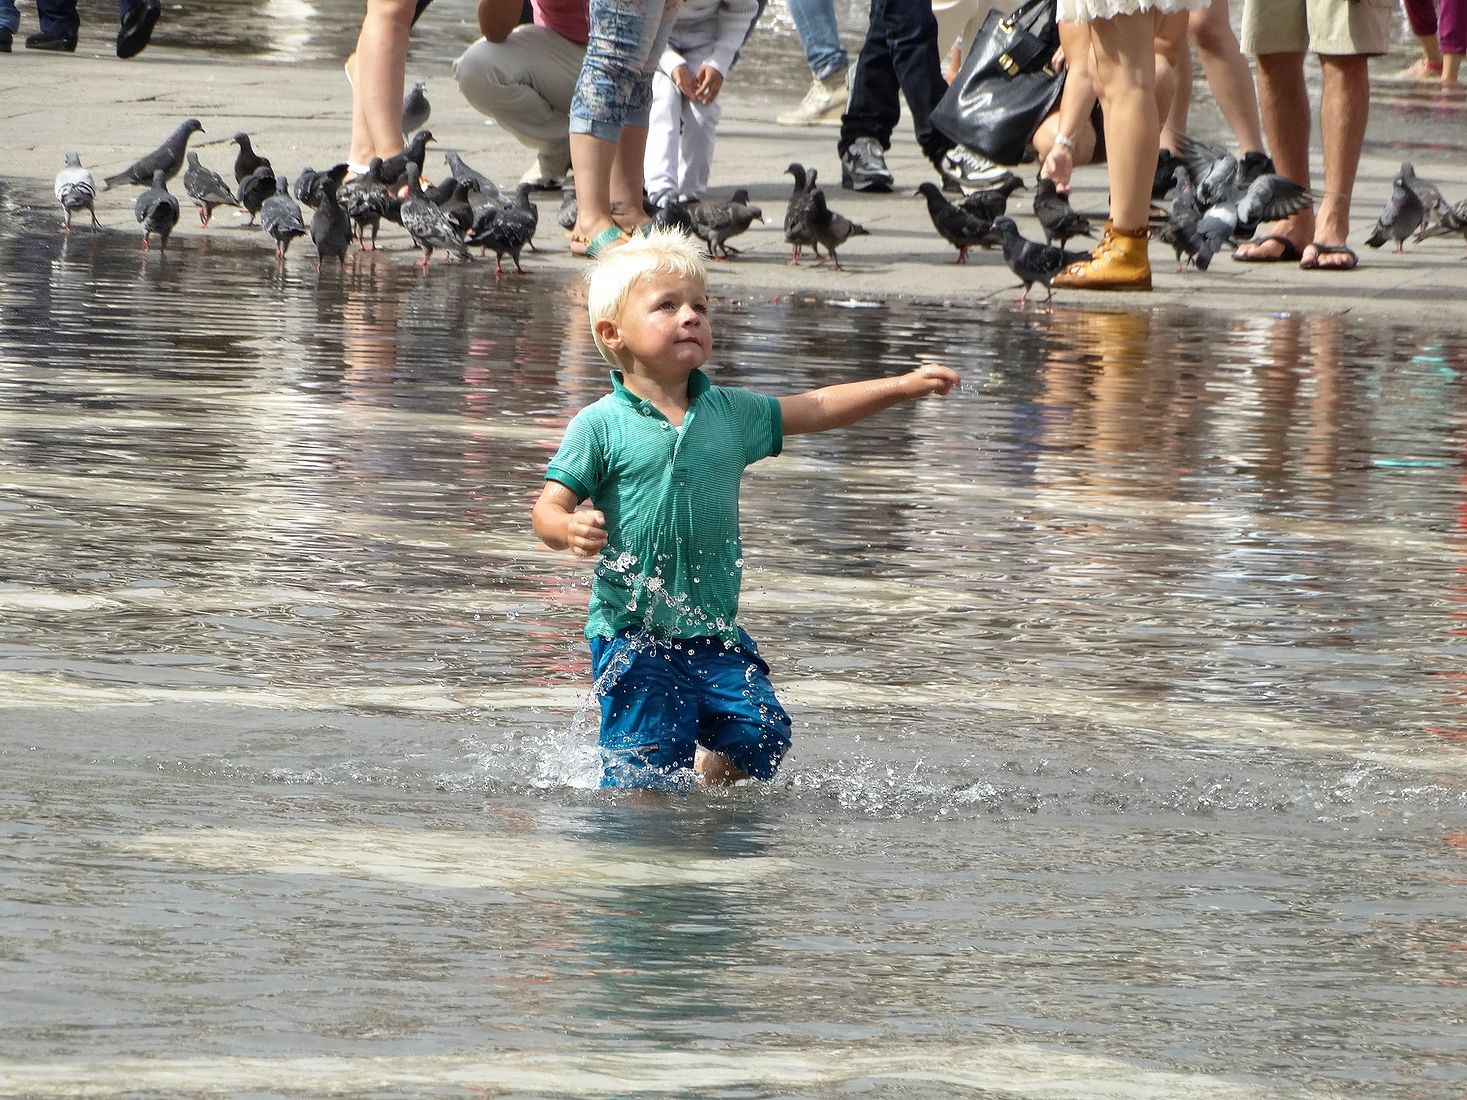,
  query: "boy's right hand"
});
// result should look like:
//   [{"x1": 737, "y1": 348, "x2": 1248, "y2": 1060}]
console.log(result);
[
  {"x1": 567, "y1": 509, "x2": 608, "y2": 558},
  {"x1": 904, "y1": 363, "x2": 960, "y2": 397}
]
